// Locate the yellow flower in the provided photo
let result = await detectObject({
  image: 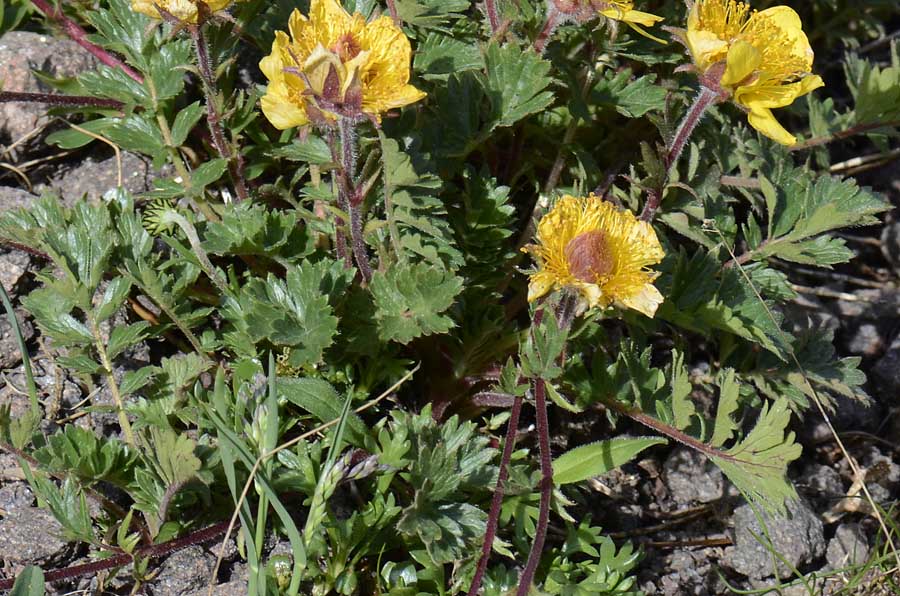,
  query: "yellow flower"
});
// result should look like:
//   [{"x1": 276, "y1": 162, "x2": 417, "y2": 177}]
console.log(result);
[
  {"x1": 554, "y1": 1, "x2": 664, "y2": 41},
  {"x1": 259, "y1": 0, "x2": 426, "y2": 129},
  {"x1": 685, "y1": 0, "x2": 824, "y2": 145},
  {"x1": 524, "y1": 195, "x2": 665, "y2": 317},
  {"x1": 131, "y1": 0, "x2": 234, "y2": 22}
]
